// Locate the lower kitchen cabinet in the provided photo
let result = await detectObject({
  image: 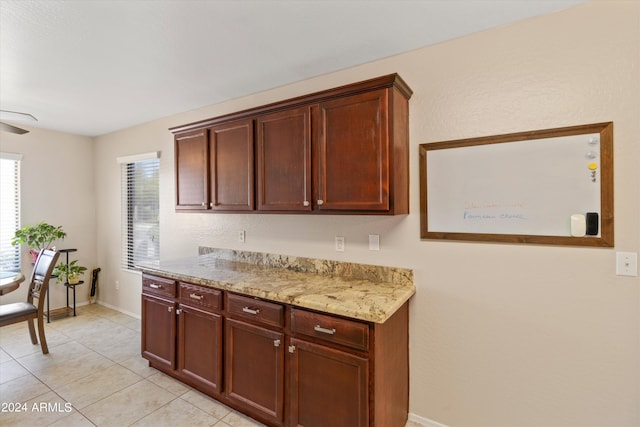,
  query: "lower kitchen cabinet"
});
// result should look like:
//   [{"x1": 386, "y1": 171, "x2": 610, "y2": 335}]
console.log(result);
[
  {"x1": 178, "y1": 305, "x2": 223, "y2": 396},
  {"x1": 141, "y1": 294, "x2": 176, "y2": 370},
  {"x1": 289, "y1": 338, "x2": 368, "y2": 427},
  {"x1": 142, "y1": 275, "x2": 224, "y2": 396},
  {"x1": 141, "y1": 273, "x2": 409, "y2": 427},
  {"x1": 225, "y1": 318, "x2": 285, "y2": 425}
]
